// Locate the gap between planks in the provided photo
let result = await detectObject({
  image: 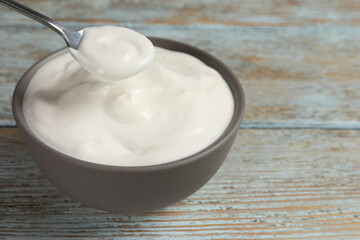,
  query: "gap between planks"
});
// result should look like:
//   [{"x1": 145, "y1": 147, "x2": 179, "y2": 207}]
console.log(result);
[{"x1": 2, "y1": 120, "x2": 360, "y2": 130}]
